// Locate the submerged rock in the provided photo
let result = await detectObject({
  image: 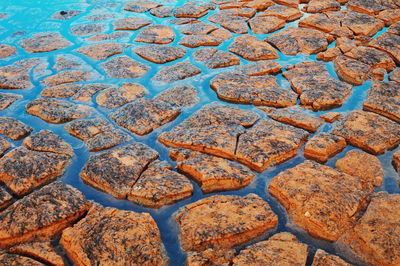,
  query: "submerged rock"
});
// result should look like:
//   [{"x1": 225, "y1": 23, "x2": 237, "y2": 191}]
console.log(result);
[
  {"x1": 0, "y1": 93, "x2": 21, "y2": 110},
  {"x1": 0, "y1": 65, "x2": 32, "y2": 89},
  {"x1": 0, "y1": 117, "x2": 32, "y2": 140},
  {"x1": 112, "y1": 17, "x2": 151, "y2": 30},
  {"x1": 228, "y1": 35, "x2": 278, "y2": 61},
  {"x1": 152, "y1": 62, "x2": 201, "y2": 83},
  {"x1": 304, "y1": 132, "x2": 346, "y2": 163},
  {"x1": 51, "y1": 9, "x2": 82, "y2": 20},
  {"x1": 71, "y1": 23, "x2": 106, "y2": 36},
  {"x1": 76, "y1": 43, "x2": 123, "y2": 60},
  {"x1": 101, "y1": 56, "x2": 150, "y2": 78},
  {"x1": 134, "y1": 45, "x2": 186, "y2": 64},
  {"x1": 41, "y1": 70, "x2": 92, "y2": 87},
  {"x1": 123, "y1": 1, "x2": 161, "y2": 13},
  {"x1": 134, "y1": 24, "x2": 175, "y2": 44},
  {"x1": 0, "y1": 44, "x2": 16, "y2": 58},
  {"x1": 19, "y1": 33, "x2": 71, "y2": 53},
  {"x1": 22, "y1": 130, "x2": 73, "y2": 157}
]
